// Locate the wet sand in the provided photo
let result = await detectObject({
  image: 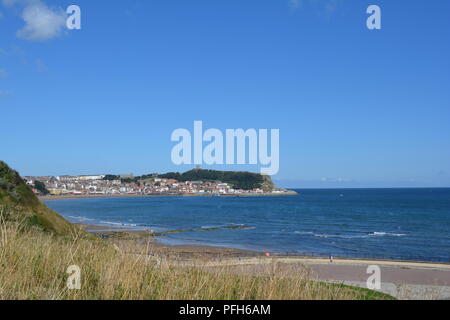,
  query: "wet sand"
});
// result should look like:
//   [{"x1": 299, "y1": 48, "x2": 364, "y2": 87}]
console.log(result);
[{"x1": 78, "y1": 223, "x2": 262, "y2": 260}]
